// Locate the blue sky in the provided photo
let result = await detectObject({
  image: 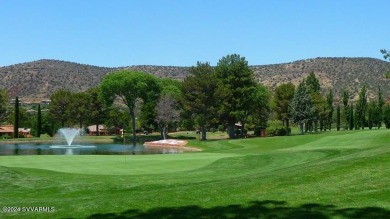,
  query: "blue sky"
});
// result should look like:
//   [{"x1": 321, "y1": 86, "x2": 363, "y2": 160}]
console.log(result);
[{"x1": 0, "y1": 0, "x2": 389, "y2": 67}]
